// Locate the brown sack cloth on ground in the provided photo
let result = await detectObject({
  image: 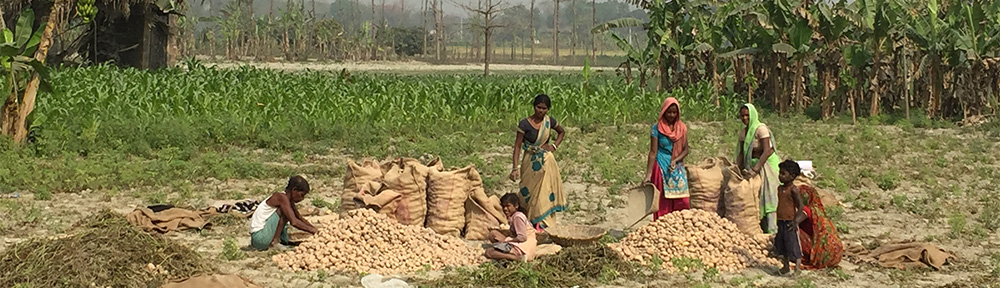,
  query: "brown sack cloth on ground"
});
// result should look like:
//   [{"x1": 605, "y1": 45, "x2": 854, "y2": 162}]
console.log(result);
[
  {"x1": 858, "y1": 242, "x2": 956, "y2": 270},
  {"x1": 427, "y1": 165, "x2": 479, "y2": 237},
  {"x1": 724, "y1": 165, "x2": 763, "y2": 235},
  {"x1": 126, "y1": 207, "x2": 217, "y2": 233},
  {"x1": 464, "y1": 197, "x2": 501, "y2": 240},
  {"x1": 489, "y1": 195, "x2": 508, "y2": 225},
  {"x1": 160, "y1": 274, "x2": 263, "y2": 288},
  {"x1": 343, "y1": 159, "x2": 383, "y2": 212},
  {"x1": 384, "y1": 158, "x2": 440, "y2": 226},
  {"x1": 687, "y1": 157, "x2": 729, "y2": 214},
  {"x1": 793, "y1": 176, "x2": 842, "y2": 209}
]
